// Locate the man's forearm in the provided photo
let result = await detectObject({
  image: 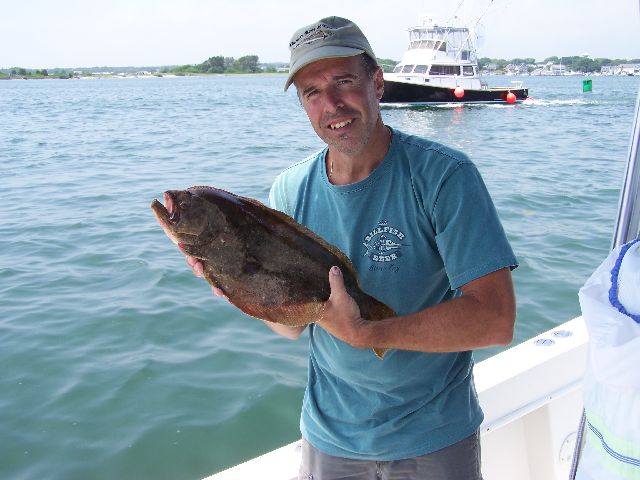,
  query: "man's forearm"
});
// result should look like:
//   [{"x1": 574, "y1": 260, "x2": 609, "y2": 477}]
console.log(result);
[
  {"x1": 320, "y1": 266, "x2": 515, "y2": 353},
  {"x1": 368, "y1": 268, "x2": 515, "y2": 352},
  {"x1": 367, "y1": 292, "x2": 514, "y2": 352}
]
